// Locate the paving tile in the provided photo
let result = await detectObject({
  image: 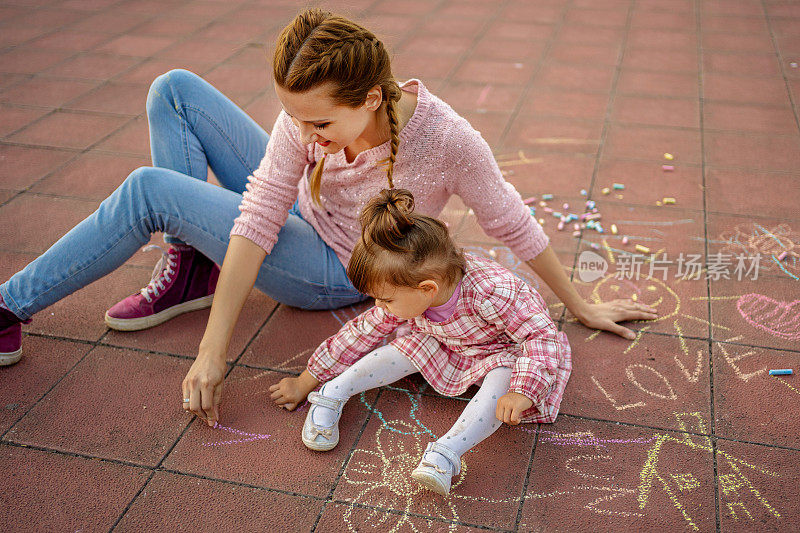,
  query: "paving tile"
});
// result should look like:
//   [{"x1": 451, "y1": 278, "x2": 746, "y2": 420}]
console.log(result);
[
  {"x1": 503, "y1": 117, "x2": 603, "y2": 156},
  {"x1": 163, "y1": 367, "x2": 376, "y2": 496},
  {"x1": 491, "y1": 151, "x2": 595, "y2": 203},
  {"x1": 547, "y1": 43, "x2": 621, "y2": 67},
  {"x1": 113, "y1": 57, "x2": 215, "y2": 85},
  {"x1": 8, "y1": 110, "x2": 128, "y2": 149},
  {"x1": 438, "y1": 81, "x2": 525, "y2": 114},
  {"x1": 242, "y1": 94, "x2": 283, "y2": 132},
  {"x1": 27, "y1": 29, "x2": 110, "y2": 52},
  {"x1": 703, "y1": 101, "x2": 797, "y2": 135},
  {"x1": 0, "y1": 28, "x2": 49, "y2": 50},
  {"x1": 0, "y1": 336, "x2": 89, "y2": 434},
  {"x1": 519, "y1": 89, "x2": 609, "y2": 120},
  {"x1": 116, "y1": 471, "x2": 324, "y2": 531},
  {"x1": 534, "y1": 62, "x2": 615, "y2": 92},
  {"x1": 484, "y1": 20, "x2": 556, "y2": 43},
  {"x1": 703, "y1": 51, "x2": 782, "y2": 77},
  {"x1": 564, "y1": 8, "x2": 628, "y2": 28},
  {"x1": 30, "y1": 151, "x2": 148, "y2": 200},
  {"x1": 104, "y1": 289, "x2": 277, "y2": 360},
  {"x1": 0, "y1": 76, "x2": 98, "y2": 107},
  {"x1": 518, "y1": 416, "x2": 717, "y2": 532},
  {"x1": 7, "y1": 346, "x2": 192, "y2": 465},
  {"x1": 604, "y1": 123, "x2": 702, "y2": 164},
  {"x1": 63, "y1": 82, "x2": 149, "y2": 116},
  {"x1": 630, "y1": 9, "x2": 697, "y2": 30},
  {"x1": 499, "y1": 1, "x2": 563, "y2": 24},
  {"x1": 702, "y1": 72, "x2": 792, "y2": 106},
  {"x1": 460, "y1": 110, "x2": 511, "y2": 147},
  {"x1": 708, "y1": 275, "x2": 800, "y2": 353},
  {"x1": 714, "y1": 441, "x2": 800, "y2": 530},
  {"x1": 627, "y1": 29, "x2": 697, "y2": 52},
  {"x1": 68, "y1": 9, "x2": 149, "y2": 34},
  {"x1": 95, "y1": 34, "x2": 177, "y2": 58},
  {"x1": 419, "y1": 16, "x2": 484, "y2": 38},
  {"x1": 239, "y1": 301, "x2": 372, "y2": 370},
  {"x1": 469, "y1": 36, "x2": 546, "y2": 64},
  {"x1": 0, "y1": 194, "x2": 96, "y2": 253},
  {"x1": 0, "y1": 105, "x2": 49, "y2": 139},
  {"x1": 0, "y1": 142, "x2": 75, "y2": 191},
  {"x1": 332, "y1": 388, "x2": 535, "y2": 530},
  {"x1": 616, "y1": 70, "x2": 699, "y2": 99},
  {"x1": 46, "y1": 52, "x2": 142, "y2": 81},
  {"x1": 316, "y1": 501, "x2": 488, "y2": 532},
  {"x1": 712, "y1": 341, "x2": 800, "y2": 449},
  {"x1": 453, "y1": 59, "x2": 534, "y2": 86},
  {"x1": 706, "y1": 170, "x2": 800, "y2": 219},
  {"x1": 702, "y1": 32, "x2": 776, "y2": 53},
  {"x1": 0, "y1": 48, "x2": 74, "y2": 75},
  {"x1": 623, "y1": 48, "x2": 699, "y2": 74},
  {"x1": 559, "y1": 323, "x2": 711, "y2": 428},
  {"x1": 160, "y1": 38, "x2": 243, "y2": 64},
  {"x1": 0, "y1": 73, "x2": 29, "y2": 91},
  {"x1": 94, "y1": 114, "x2": 151, "y2": 156},
  {"x1": 701, "y1": 14, "x2": 769, "y2": 34},
  {"x1": 0, "y1": 189, "x2": 15, "y2": 204},
  {"x1": 202, "y1": 63, "x2": 270, "y2": 104},
  {"x1": 0, "y1": 445, "x2": 150, "y2": 533},
  {"x1": 703, "y1": 0, "x2": 766, "y2": 16},
  {"x1": 134, "y1": 14, "x2": 212, "y2": 38},
  {"x1": 704, "y1": 131, "x2": 800, "y2": 172},
  {"x1": 595, "y1": 158, "x2": 704, "y2": 211},
  {"x1": 612, "y1": 95, "x2": 700, "y2": 129},
  {"x1": 392, "y1": 53, "x2": 462, "y2": 81},
  {"x1": 556, "y1": 25, "x2": 623, "y2": 46},
  {"x1": 401, "y1": 35, "x2": 474, "y2": 57}
]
